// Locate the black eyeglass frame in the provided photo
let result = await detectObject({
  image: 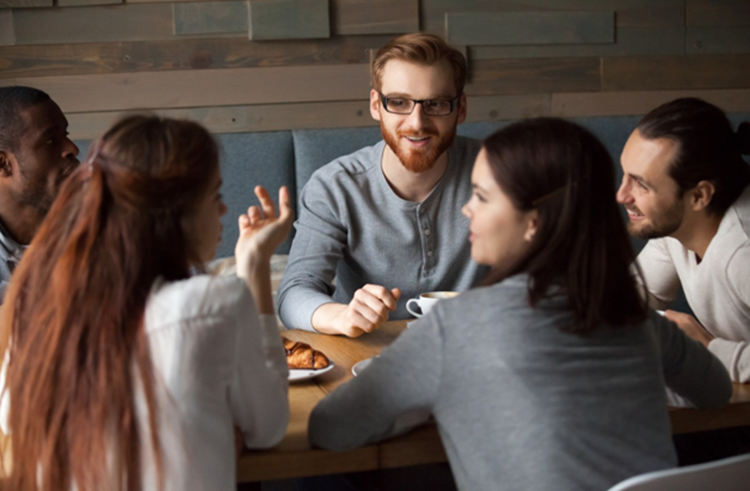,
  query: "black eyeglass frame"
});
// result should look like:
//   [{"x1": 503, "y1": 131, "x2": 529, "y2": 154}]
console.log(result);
[{"x1": 379, "y1": 93, "x2": 461, "y2": 116}]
